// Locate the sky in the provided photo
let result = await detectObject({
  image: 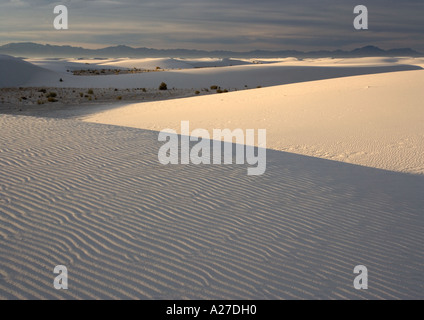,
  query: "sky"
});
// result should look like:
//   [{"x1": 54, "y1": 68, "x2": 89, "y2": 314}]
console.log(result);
[{"x1": 0, "y1": 0, "x2": 423, "y2": 52}]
